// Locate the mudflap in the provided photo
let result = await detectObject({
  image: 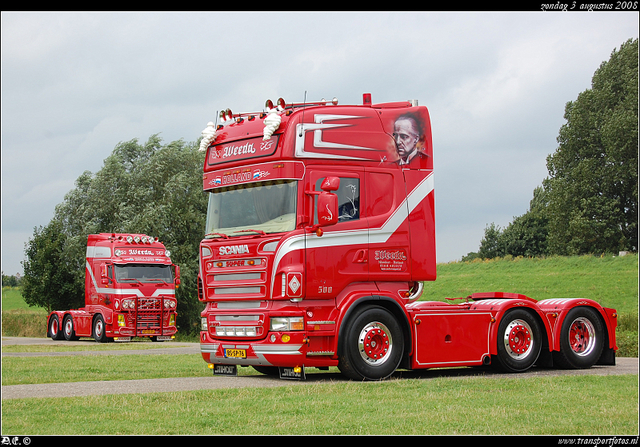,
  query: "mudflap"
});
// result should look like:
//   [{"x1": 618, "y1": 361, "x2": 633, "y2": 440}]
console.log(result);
[
  {"x1": 213, "y1": 364, "x2": 238, "y2": 376},
  {"x1": 279, "y1": 366, "x2": 306, "y2": 380},
  {"x1": 597, "y1": 347, "x2": 616, "y2": 366}
]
